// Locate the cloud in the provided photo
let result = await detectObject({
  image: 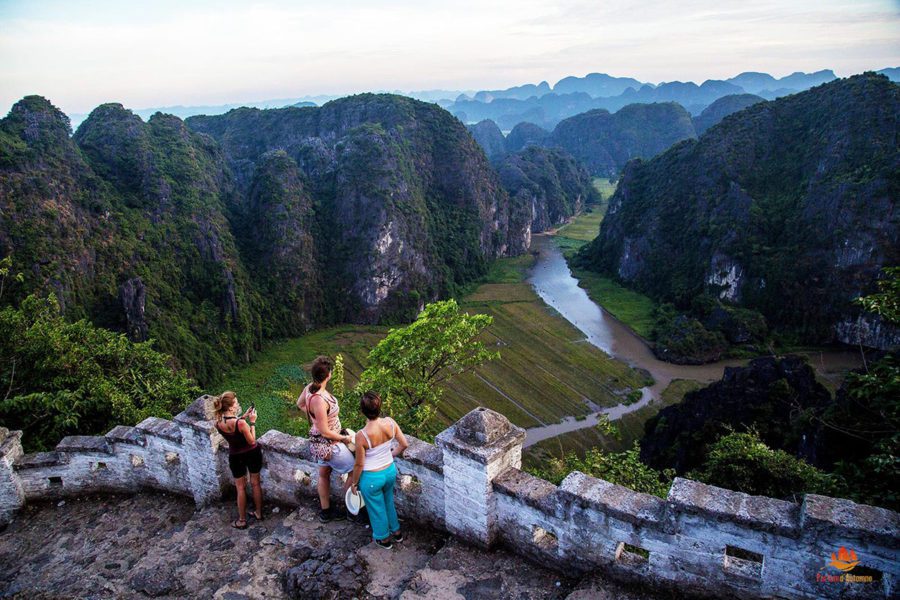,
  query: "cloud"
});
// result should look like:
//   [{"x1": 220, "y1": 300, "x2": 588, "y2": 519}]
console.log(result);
[{"x1": 0, "y1": 0, "x2": 897, "y2": 115}]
